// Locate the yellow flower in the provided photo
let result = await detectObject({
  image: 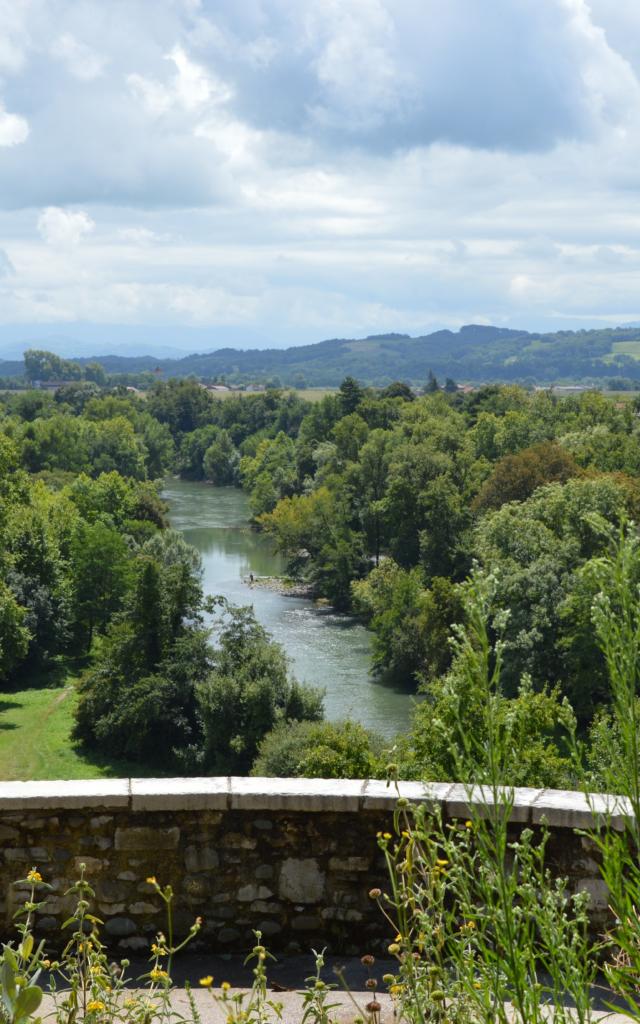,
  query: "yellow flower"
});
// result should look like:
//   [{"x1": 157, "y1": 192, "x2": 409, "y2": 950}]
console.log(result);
[
  {"x1": 383, "y1": 832, "x2": 392, "y2": 840},
  {"x1": 89, "y1": 965, "x2": 103, "y2": 975},
  {"x1": 26, "y1": 868, "x2": 42, "y2": 883},
  {"x1": 436, "y1": 859, "x2": 448, "y2": 867},
  {"x1": 87, "y1": 1000, "x2": 105, "y2": 1013},
  {"x1": 465, "y1": 820, "x2": 473, "y2": 829},
  {"x1": 390, "y1": 984, "x2": 403, "y2": 995},
  {"x1": 151, "y1": 943, "x2": 167, "y2": 956},
  {"x1": 221, "y1": 981, "x2": 231, "y2": 991},
  {"x1": 388, "y1": 943, "x2": 400, "y2": 955},
  {"x1": 149, "y1": 968, "x2": 169, "y2": 982},
  {"x1": 199, "y1": 976, "x2": 214, "y2": 988},
  {"x1": 146, "y1": 876, "x2": 158, "y2": 885}
]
